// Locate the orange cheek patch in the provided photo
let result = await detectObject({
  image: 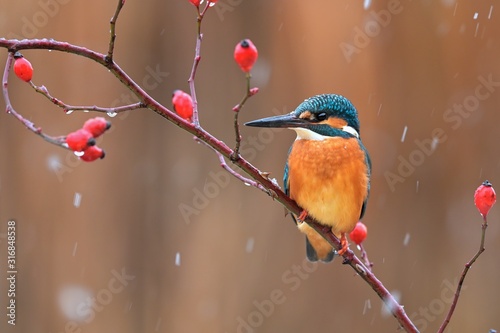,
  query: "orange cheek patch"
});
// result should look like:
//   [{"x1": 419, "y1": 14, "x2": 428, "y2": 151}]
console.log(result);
[
  {"x1": 299, "y1": 111, "x2": 312, "y2": 120},
  {"x1": 323, "y1": 117, "x2": 348, "y2": 129}
]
